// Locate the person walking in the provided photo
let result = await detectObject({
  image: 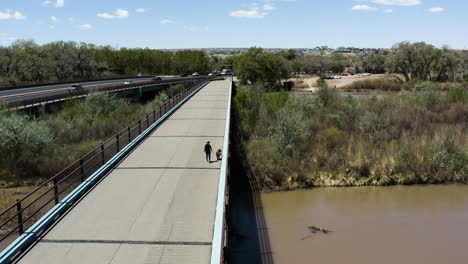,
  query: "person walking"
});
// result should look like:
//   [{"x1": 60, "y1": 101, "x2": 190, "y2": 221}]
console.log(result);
[{"x1": 204, "y1": 141, "x2": 212, "y2": 162}]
